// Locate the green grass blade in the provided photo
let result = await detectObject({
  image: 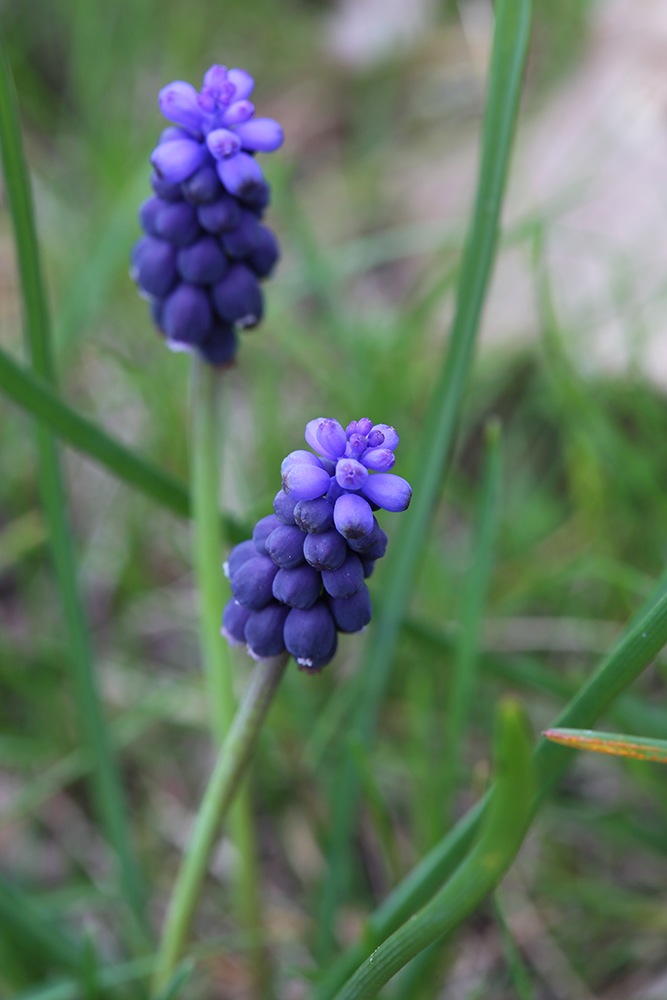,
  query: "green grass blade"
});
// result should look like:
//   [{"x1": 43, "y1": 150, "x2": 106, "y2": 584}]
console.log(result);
[
  {"x1": 442, "y1": 419, "x2": 503, "y2": 819},
  {"x1": 0, "y1": 37, "x2": 147, "y2": 938},
  {"x1": 0, "y1": 345, "x2": 189, "y2": 517},
  {"x1": 0, "y1": 878, "x2": 84, "y2": 978},
  {"x1": 316, "y1": 574, "x2": 667, "y2": 999},
  {"x1": 333, "y1": 699, "x2": 534, "y2": 999},
  {"x1": 316, "y1": 0, "x2": 533, "y2": 957},
  {"x1": 0, "y1": 345, "x2": 246, "y2": 539}
]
